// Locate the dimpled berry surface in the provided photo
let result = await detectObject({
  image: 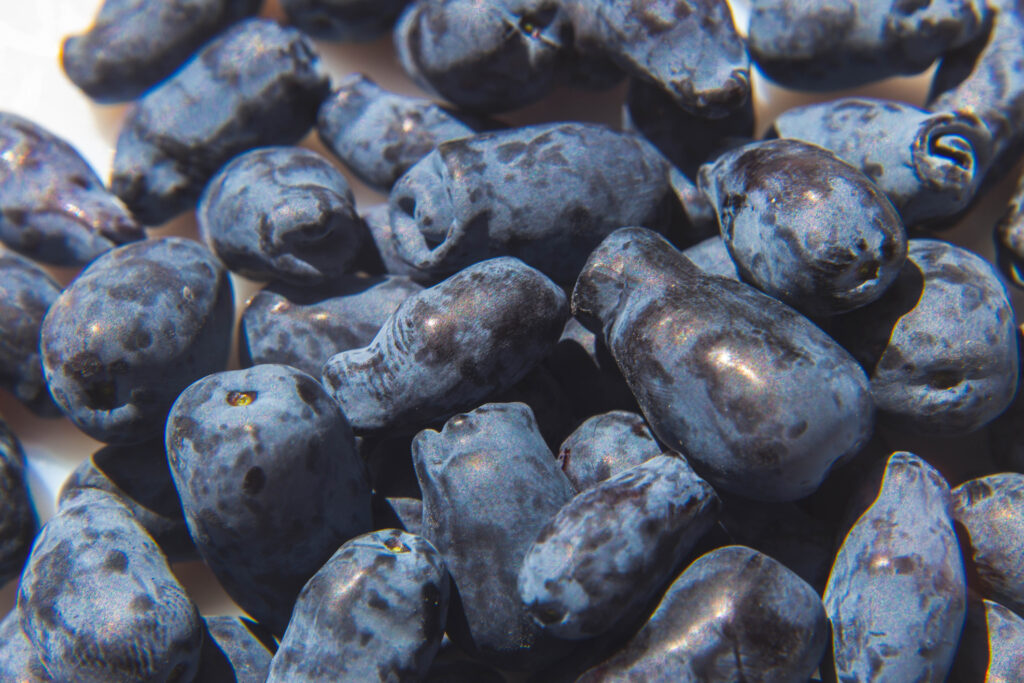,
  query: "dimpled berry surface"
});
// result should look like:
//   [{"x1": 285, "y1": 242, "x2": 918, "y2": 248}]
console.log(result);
[
  {"x1": 198, "y1": 146, "x2": 365, "y2": 285},
  {"x1": 40, "y1": 237, "x2": 233, "y2": 444},
  {"x1": 830, "y1": 238, "x2": 1019, "y2": 434},
  {"x1": 240, "y1": 274, "x2": 422, "y2": 377}
]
